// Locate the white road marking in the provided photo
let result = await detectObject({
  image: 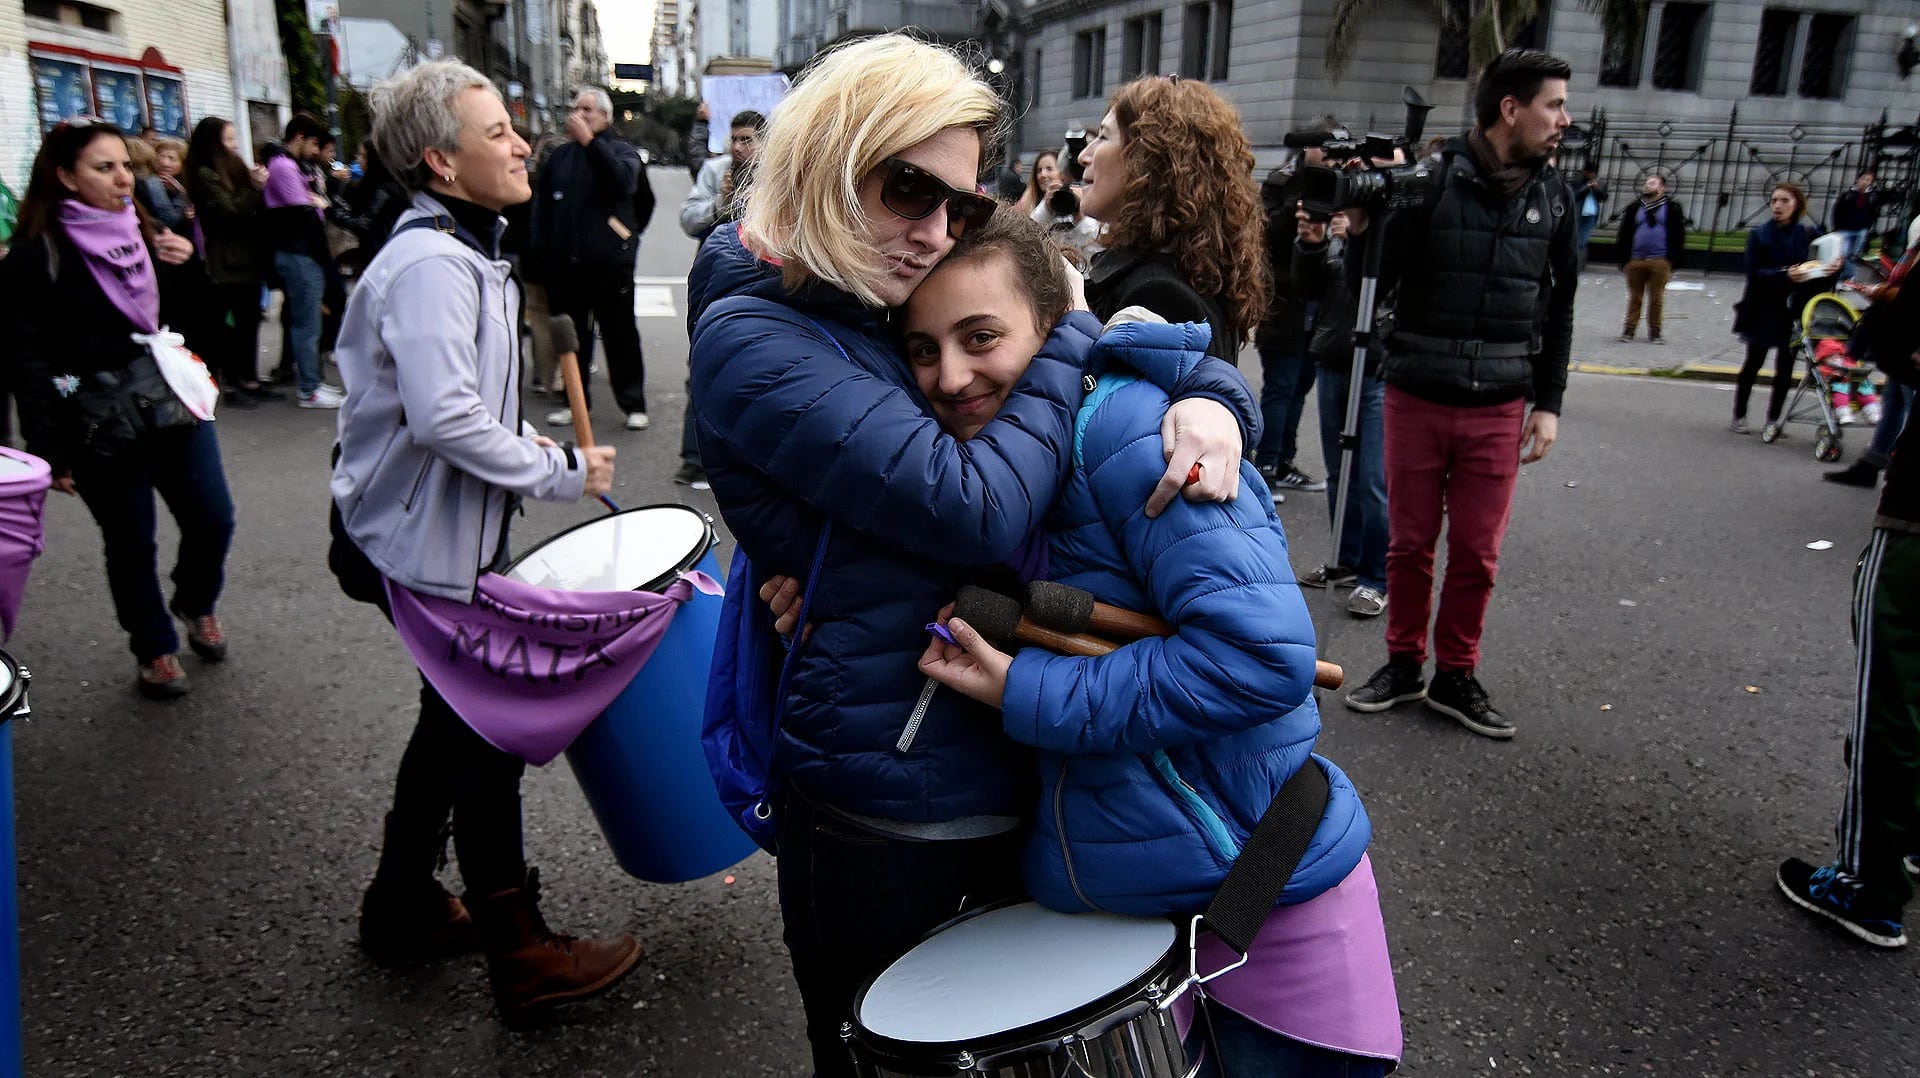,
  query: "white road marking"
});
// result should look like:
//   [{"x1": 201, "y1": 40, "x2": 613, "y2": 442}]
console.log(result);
[
  {"x1": 633, "y1": 285, "x2": 679, "y2": 318},
  {"x1": 634, "y1": 275, "x2": 690, "y2": 286}
]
